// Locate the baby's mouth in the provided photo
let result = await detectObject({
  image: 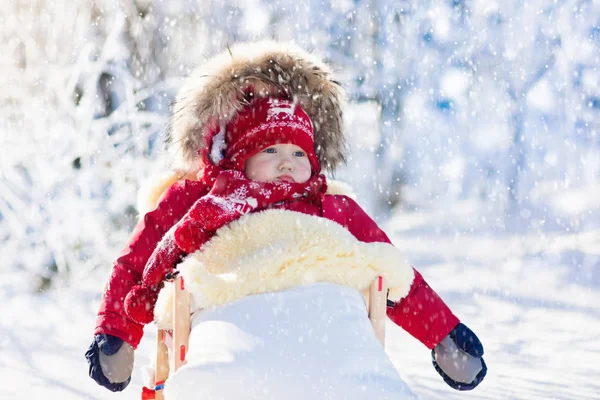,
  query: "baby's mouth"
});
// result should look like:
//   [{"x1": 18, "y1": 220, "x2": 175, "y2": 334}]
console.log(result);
[{"x1": 277, "y1": 175, "x2": 295, "y2": 183}]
